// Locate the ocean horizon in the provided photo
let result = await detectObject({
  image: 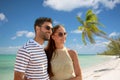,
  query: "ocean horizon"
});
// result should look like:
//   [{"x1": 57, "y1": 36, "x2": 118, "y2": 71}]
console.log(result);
[{"x1": 0, "y1": 54, "x2": 111, "y2": 80}]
